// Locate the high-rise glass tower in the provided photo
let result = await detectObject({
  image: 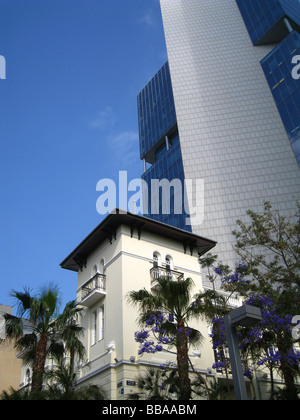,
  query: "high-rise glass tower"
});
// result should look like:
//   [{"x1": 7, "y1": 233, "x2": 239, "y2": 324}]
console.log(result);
[{"x1": 138, "y1": 0, "x2": 300, "y2": 274}]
